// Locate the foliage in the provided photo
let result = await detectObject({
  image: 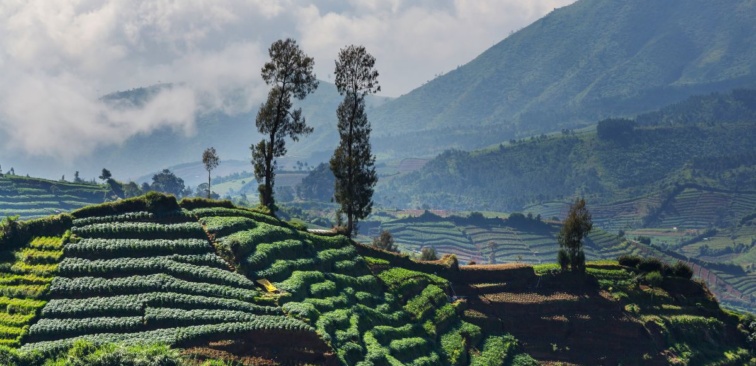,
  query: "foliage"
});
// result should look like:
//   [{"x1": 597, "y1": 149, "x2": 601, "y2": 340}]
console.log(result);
[
  {"x1": 330, "y1": 45, "x2": 380, "y2": 237},
  {"x1": 150, "y1": 170, "x2": 186, "y2": 197},
  {"x1": 372, "y1": 230, "x2": 398, "y2": 253},
  {"x1": 296, "y1": 163, "x2": 335, "y2": 202},
  {"x1": 557, "y1": 198, "x2": 592, "y2": 272},
  {"x1": 202, "y1": 147, "x2": 220, "y2": 199},
  {"x1": 381, "y1": 90, "x2": 756, "y2": 213},
  {"x1": 251, "y1": 38, "x2": 318, "y2": 212},
  {"x1": 420, "y1": 247, "x2": 438, "y2": 261}
]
